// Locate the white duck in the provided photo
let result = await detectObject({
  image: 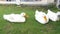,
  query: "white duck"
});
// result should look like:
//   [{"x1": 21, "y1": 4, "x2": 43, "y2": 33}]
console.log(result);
[
  {"x1": 47, "y1": 9, "x2": 58, "y2": 21},
  {"x1": 35, "y1": 10, "x2": 49, "y2": 24},
  {"x1": 3, "y1": 12, "x2": 28, "y2": 22}
]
